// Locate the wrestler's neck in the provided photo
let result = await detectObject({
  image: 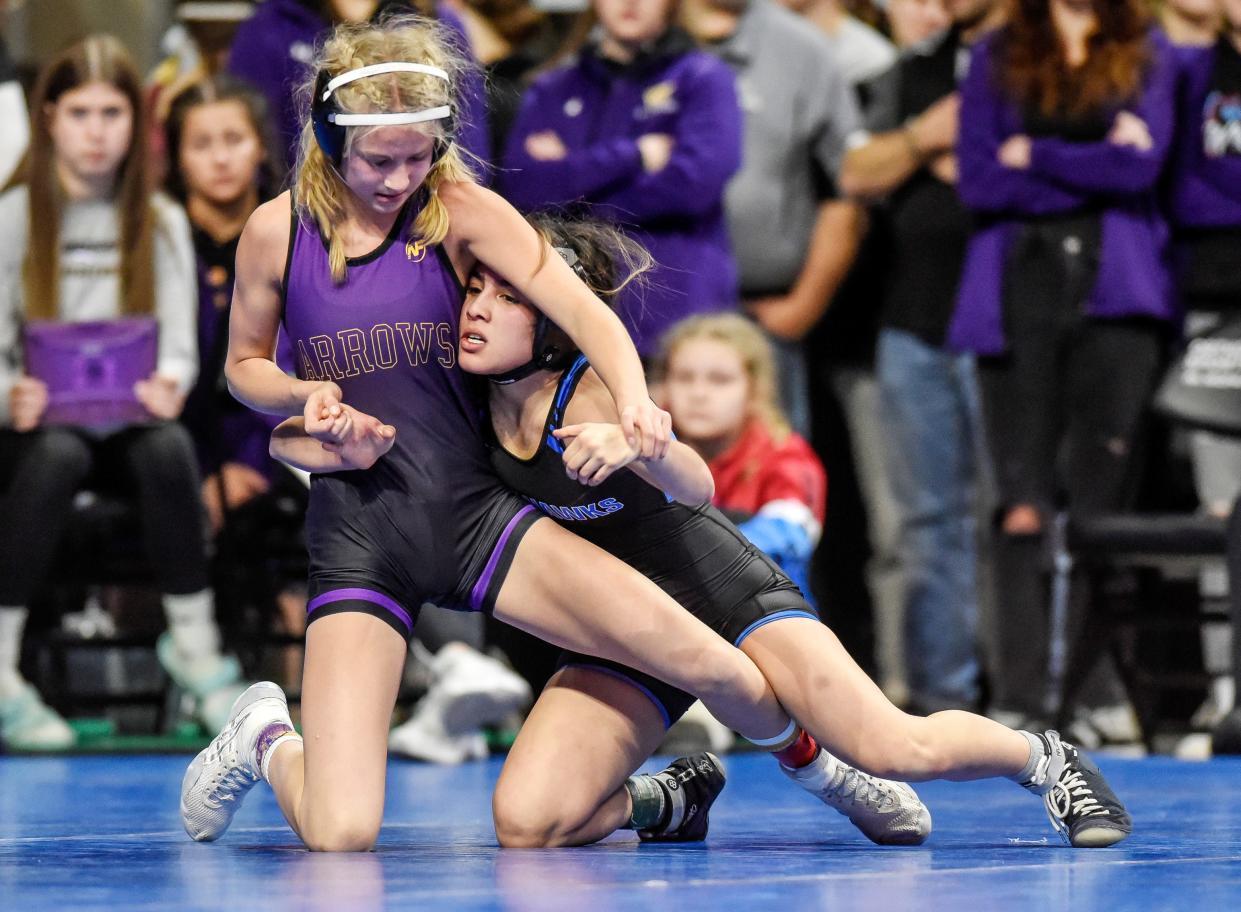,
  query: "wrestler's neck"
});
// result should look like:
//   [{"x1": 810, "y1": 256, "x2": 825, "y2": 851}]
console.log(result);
[
  {"x1": 489, "y1": 369, "x2": 562, "y2": 437},
  {"x1": 341, "y1": 186, "x2": 405, "y2": 242}
]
